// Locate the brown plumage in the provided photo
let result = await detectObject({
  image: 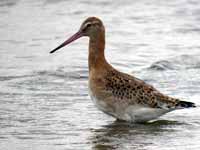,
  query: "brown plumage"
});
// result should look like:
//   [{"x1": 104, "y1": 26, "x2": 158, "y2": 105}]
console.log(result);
[{"x1": 50, "y1": 17, "x2": 196, "y2": 122}]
